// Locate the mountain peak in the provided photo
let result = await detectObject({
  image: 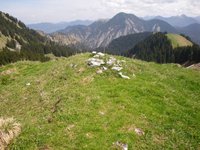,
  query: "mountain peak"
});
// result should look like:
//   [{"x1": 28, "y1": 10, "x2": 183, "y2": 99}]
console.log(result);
[
  {"x1": 114, "y1": 12, "x2": 138, "y2": 18},
  {"x1": 110, "y1": 12, "x2": 141, "y2": 23},
  {"x1": 180, "y1": 14, "x2": 187, "y2": 18}
]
